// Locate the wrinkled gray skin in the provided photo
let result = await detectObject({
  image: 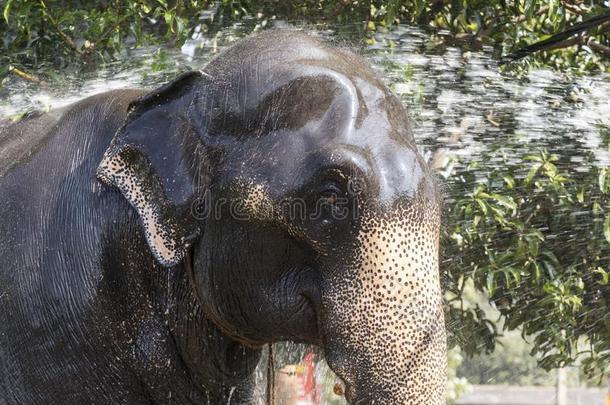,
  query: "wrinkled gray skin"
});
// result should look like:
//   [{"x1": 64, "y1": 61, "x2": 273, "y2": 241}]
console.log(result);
[{"x1": 0, "y1": 30, "x2": 446, "y2": 404}]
